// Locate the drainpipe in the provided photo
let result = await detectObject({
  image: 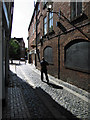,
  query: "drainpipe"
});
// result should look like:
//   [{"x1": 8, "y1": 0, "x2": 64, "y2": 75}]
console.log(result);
[
  {"x1": 58, "y1": 31, "x2": 60, "y2": 79},
  {"x1": 35, "y1": 5, "x2": 37, "y2": 66},
  {"x1": 58, "y1": 11, "x2": 61, "y2": 79}
]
